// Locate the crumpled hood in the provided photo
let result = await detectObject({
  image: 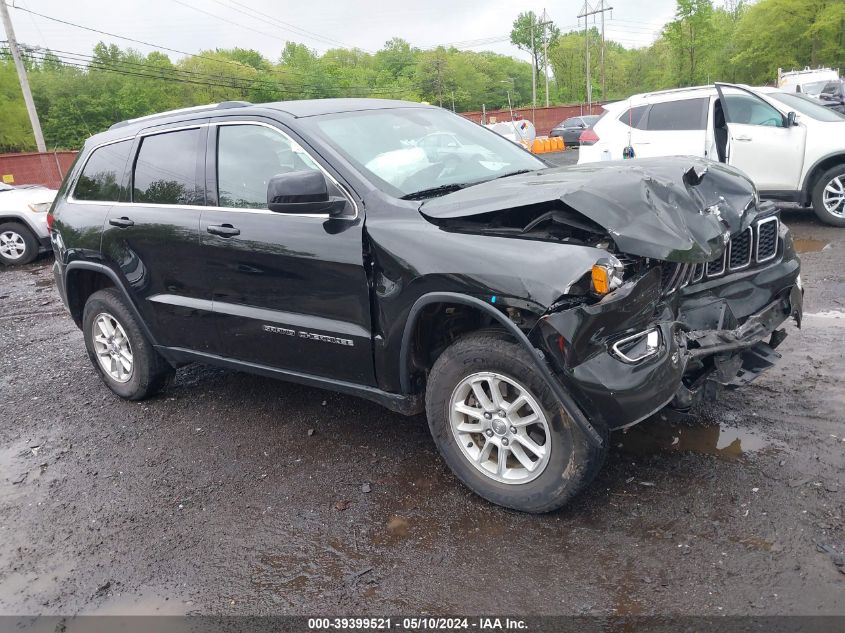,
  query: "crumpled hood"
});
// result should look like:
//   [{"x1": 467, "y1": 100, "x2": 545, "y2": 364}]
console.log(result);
[{"x1": 420, "y1": 157, "x2": 760, "y2": 262}]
